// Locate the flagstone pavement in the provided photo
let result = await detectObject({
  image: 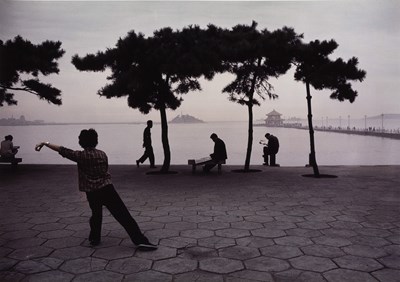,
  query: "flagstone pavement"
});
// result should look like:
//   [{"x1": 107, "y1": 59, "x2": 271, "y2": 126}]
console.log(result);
[{"x1": 0, "y1": 164, "x2": 399, "y2": 282}]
